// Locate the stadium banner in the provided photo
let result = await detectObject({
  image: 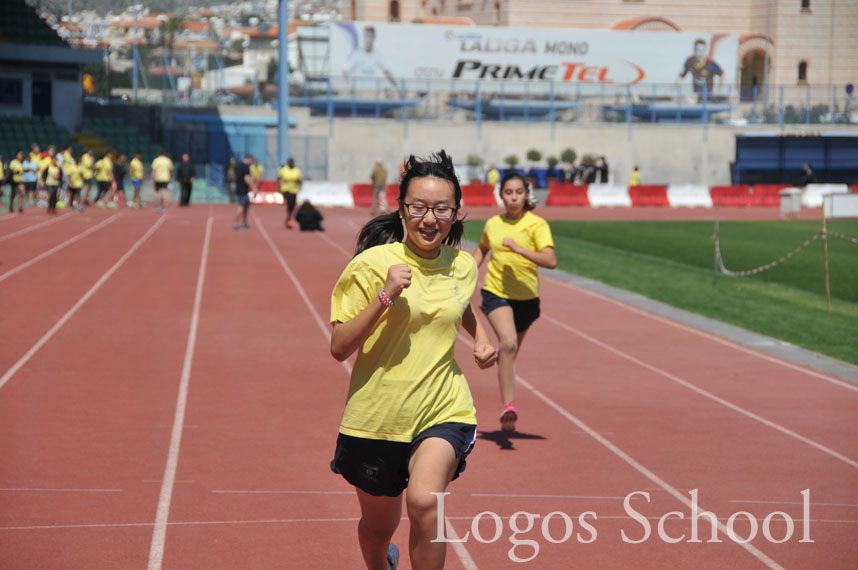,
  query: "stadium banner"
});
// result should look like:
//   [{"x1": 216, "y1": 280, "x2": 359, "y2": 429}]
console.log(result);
[{"x1": 329, "y1": 22, "x2": 738, "y2": 94}]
